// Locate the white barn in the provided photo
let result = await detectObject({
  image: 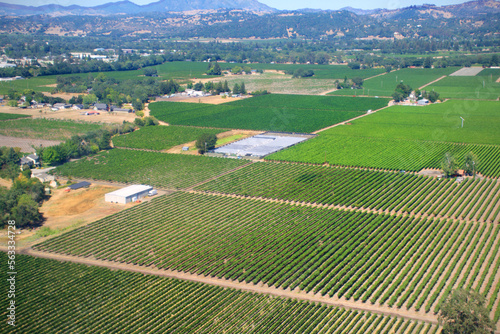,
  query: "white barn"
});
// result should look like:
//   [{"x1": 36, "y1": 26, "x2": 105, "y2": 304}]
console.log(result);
[{"x1": 105, "y1": 185, "x2": 153, "y2": 204}]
